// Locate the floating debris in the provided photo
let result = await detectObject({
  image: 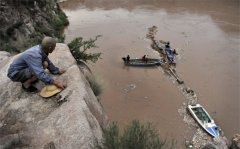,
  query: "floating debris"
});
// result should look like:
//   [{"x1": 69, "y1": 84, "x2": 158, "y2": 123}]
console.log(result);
[
  {"x1": 124, "y1": 84, "x2": 136, "y2": 93},
  {"x1": 147, "y1": 25, "x2": 226, "y2": 148}
]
